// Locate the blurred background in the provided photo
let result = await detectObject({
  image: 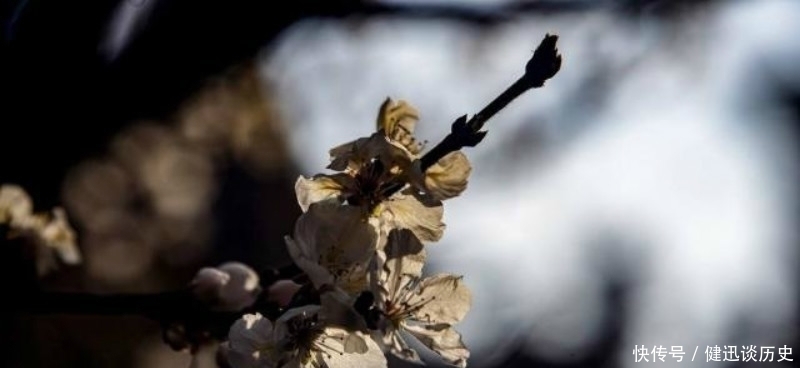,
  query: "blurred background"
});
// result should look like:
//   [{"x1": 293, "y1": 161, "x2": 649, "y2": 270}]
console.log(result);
[{"x1": 1, "y1": 0, "x2": 799, "y2": 367}]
